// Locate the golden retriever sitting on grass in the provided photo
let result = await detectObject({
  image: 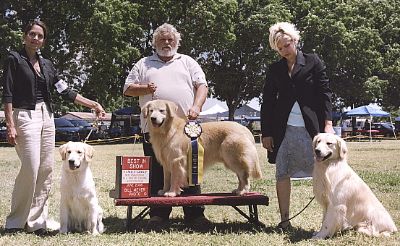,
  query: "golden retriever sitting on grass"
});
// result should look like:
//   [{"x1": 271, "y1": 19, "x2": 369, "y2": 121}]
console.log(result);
[
  {"x1": 312, "y1": 133, "x2": 397, "y2": 239},
  {"x1": 59, "y1": 142, "x2": 104, "y2": 235},
  {"x1": 142, "y1": 99, "x2": 262, "y2": 197}
]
